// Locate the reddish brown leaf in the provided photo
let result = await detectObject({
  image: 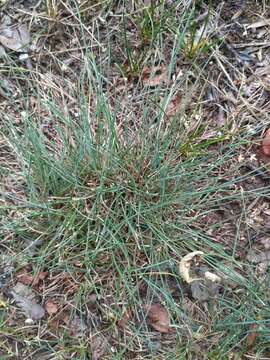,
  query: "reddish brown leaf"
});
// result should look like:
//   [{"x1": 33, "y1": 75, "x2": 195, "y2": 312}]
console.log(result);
[
  {"x1": 144, "y1": 303, "x2": 171, "y2": 333},
  {"x1": 117, "y1": 309, "x2": 132, "y2": 329},
  {"x1": 16, "y1": 273, "x2": 34, "y2": 285},
  {"x1": 32, "y1": 271, "x2": 48, "y2": 286},
  {"x1": 45, "y1": 300, "x2": 58, "y2": 315},
  {"x1": 261, "y1": 129, "x2": 270, "y2": 156},
  {"x1": 16, "y1": 270, "x2": 48, "y2": 287},
  {"x1": 246, "y1": 323, "x2": 257, "y2": 349}
]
